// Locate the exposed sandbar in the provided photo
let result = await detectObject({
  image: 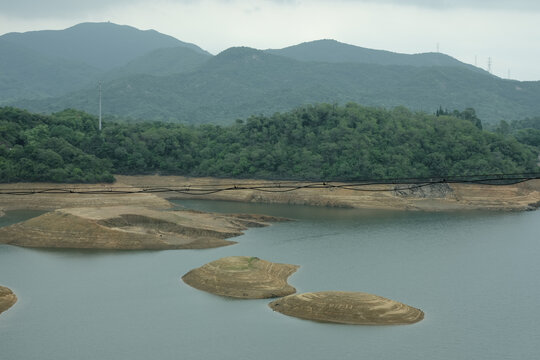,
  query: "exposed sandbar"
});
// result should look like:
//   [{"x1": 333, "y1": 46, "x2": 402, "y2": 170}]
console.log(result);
[
  {"x1": 269, "y1": 291, "x2": 424, "y2": 325},
  {"x1": 0, "y1": 206, "x2": 287, "y2": 250},
  {"x1": 0, "y1": 286, "x2": 17, "y2": 315},
  {"x1": 182, "y1": 256, "x2": 299, "y2": 298}
]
